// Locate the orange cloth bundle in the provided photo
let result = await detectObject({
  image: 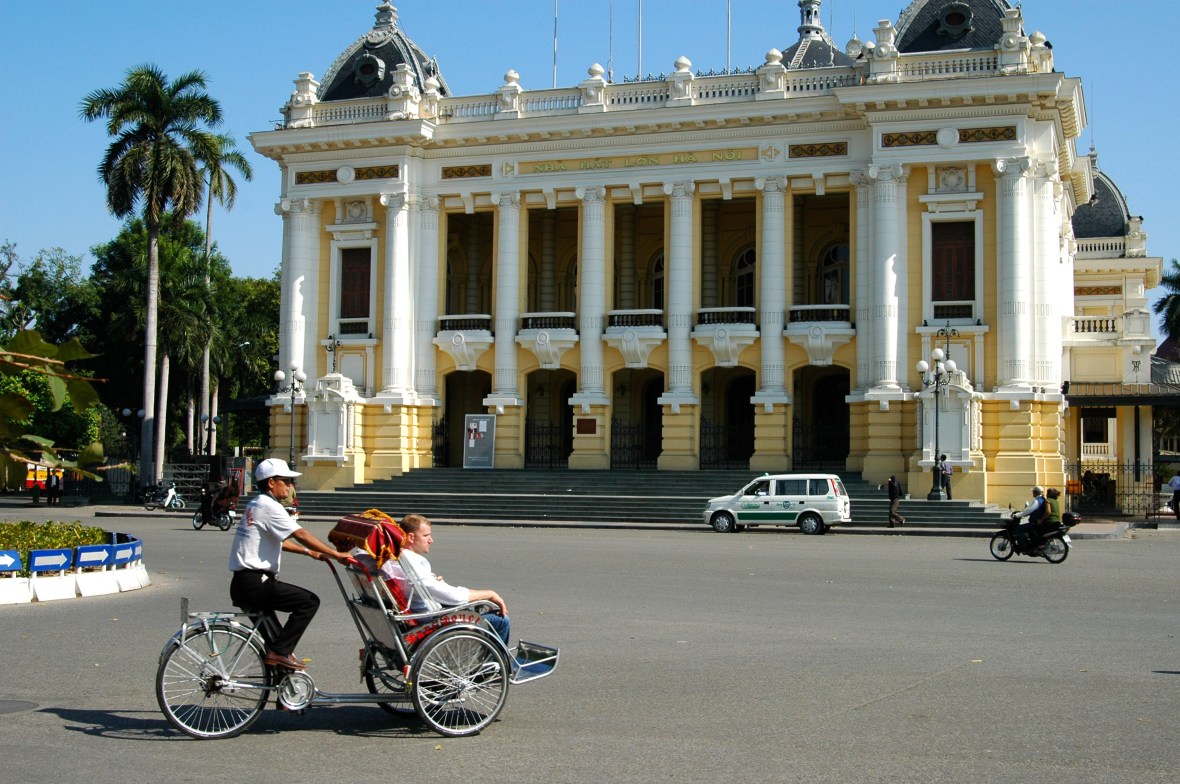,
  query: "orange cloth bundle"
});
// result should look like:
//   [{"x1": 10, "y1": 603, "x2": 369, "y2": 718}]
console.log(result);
[{"x1": 327, "y1": 509, "x2": 405, "y2": 568}]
